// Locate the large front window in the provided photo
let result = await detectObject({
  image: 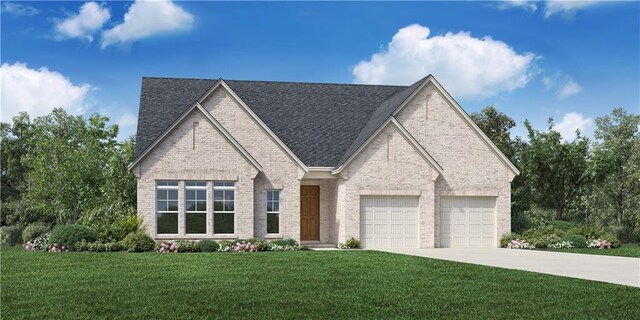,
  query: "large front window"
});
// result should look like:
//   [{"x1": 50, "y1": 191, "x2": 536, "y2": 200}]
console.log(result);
[
  {"x1": 267, "y1": 190, "x2": 280, "y2": 234},
  {"x1": 156, "y1": 181, "x2": 179, "y2": 234},
  {"x1": 185, "y1": 181, "x2": 207, "y2": 234},
  {"x1": 213, "y1": 182, "x2": 235, "y2": 234}
]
